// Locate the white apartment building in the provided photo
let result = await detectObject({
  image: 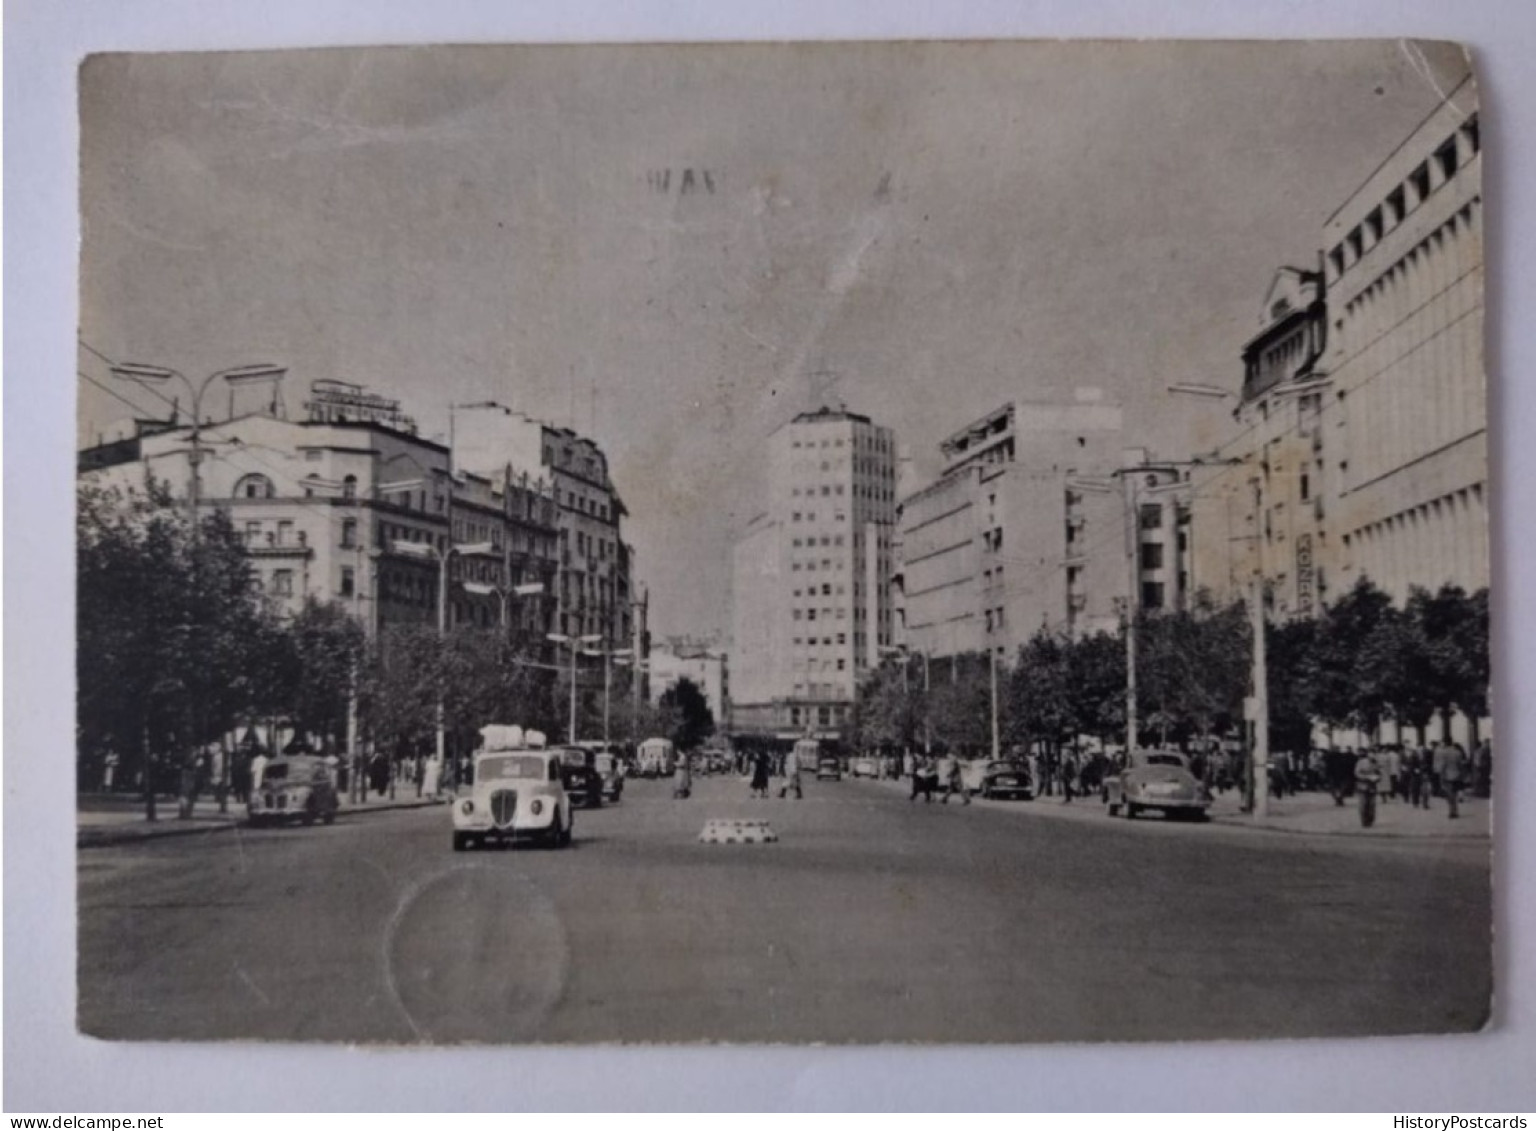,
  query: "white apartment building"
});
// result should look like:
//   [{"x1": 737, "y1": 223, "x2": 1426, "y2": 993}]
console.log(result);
[
  {"x1": 897, "y1": 395, "x2": 1125, "y2": 663},
  {"x1": 729, "y1": 406, "x2": 898, "y2": 737}
]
